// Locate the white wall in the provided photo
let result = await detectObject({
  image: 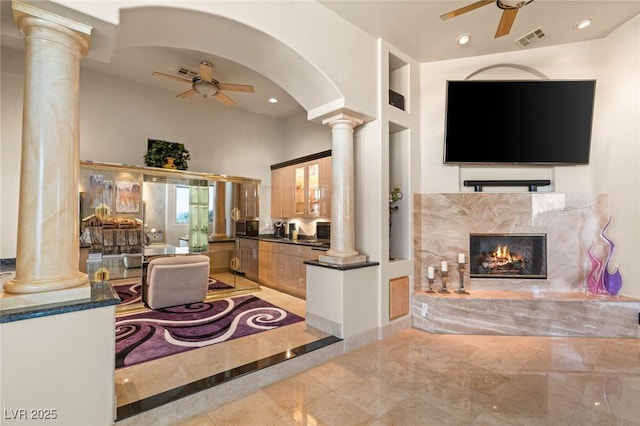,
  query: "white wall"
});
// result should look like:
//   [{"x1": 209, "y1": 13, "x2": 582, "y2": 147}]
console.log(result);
[
  {"x1": 282, "y1": 110, "x2": 332, "y2": 159},
  {"x1": 78, "y1": 66, "x2": 286, "y2": 179},
  {"x1": 602, "y1": 14, "x2": 640, "y2": 299},
  {"x1": 52, "y1": 1, "x2": 379, "y2": 119},
  {"x1": 0, "y1": 47, "x2": 23, "y2": 259},
  {"x1": 1, "y1": 306, "x2": 117, "y2": 426},
  {"x1": 419, "y1": 21, "x2": 640, "y2": 298},
  {"x1": 420, "y1": 40, "x2": 606, "y2": 194},
  {"x1": 0, "y1": 47, "x2": 331, "y2": 258}
]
